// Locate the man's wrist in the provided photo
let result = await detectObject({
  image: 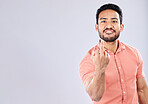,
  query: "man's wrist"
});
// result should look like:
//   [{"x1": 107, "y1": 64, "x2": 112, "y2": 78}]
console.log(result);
[{"x1": 94, "y1": 67, "x2": 106, "y2": 77}]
